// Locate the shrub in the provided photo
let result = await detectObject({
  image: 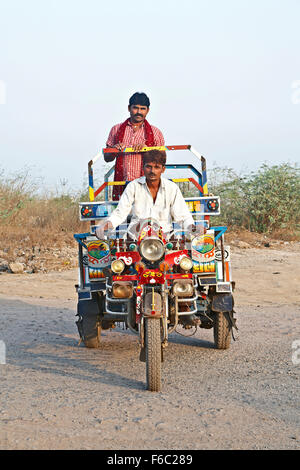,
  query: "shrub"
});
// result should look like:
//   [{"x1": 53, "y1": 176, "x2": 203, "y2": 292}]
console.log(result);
[{"x1": 207, "y1": 162, "x2": 300, "y2": 233}]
